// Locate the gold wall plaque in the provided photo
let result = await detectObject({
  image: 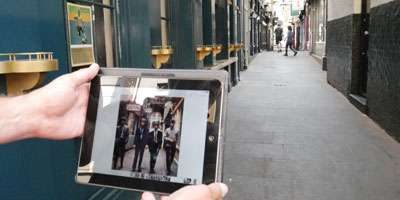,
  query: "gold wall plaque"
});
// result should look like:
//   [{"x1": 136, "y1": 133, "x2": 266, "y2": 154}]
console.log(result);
[{"x1": 70, "y1": 47, "x2": 95, "y2": 67}]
